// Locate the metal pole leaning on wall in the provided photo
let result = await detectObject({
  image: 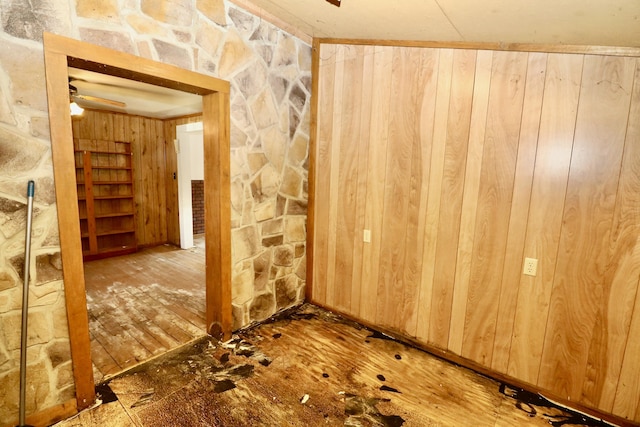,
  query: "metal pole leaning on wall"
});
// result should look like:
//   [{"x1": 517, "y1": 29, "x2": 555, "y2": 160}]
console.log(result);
[{"x1": 18, "y1": 180, "x2": 35, "y2": 427}]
